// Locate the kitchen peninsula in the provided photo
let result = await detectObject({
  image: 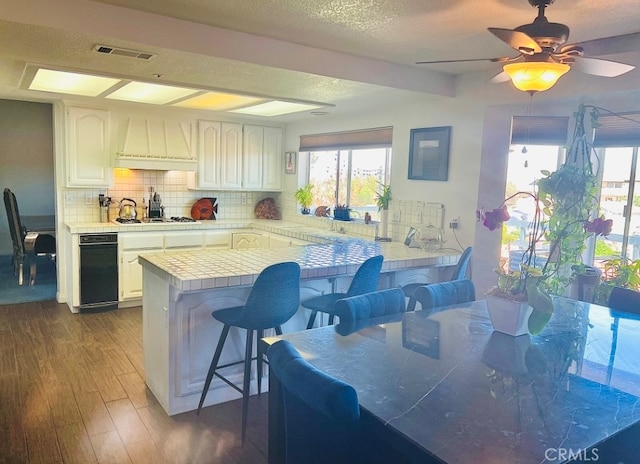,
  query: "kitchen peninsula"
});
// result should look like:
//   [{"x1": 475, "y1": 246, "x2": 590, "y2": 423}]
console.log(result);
[{"x1": 138, "y1": 226, "x2": 462, "y2": 415}]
